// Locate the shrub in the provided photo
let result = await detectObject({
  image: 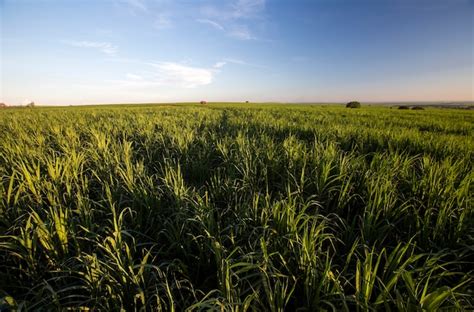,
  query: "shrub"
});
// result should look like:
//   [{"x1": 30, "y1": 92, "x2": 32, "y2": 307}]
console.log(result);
[
  {"x1": 412, "y1": 106, "x2": 424, "y2": 110},
  {"x1": 398, "y1": 106, "x2": 409, "y2": 110},
  {"x1": 346, "y1": 101, "x2": 361, "y2": 108}
]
